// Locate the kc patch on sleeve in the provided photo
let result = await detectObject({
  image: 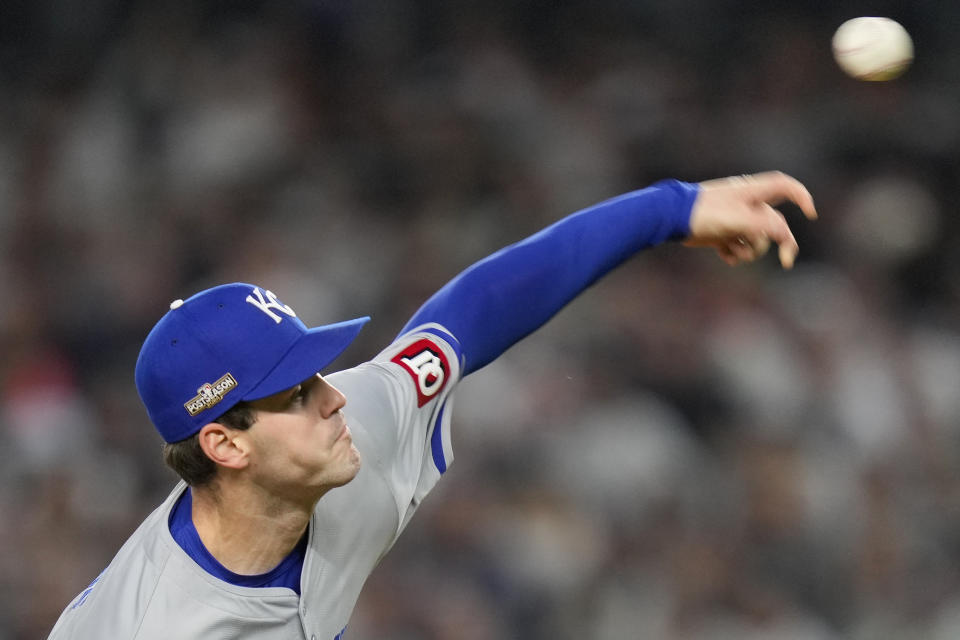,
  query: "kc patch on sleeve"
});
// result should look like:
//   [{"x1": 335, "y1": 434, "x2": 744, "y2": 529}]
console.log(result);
[{"x1": 391, "y1": 339, "x2": 450, "y2": 407}]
